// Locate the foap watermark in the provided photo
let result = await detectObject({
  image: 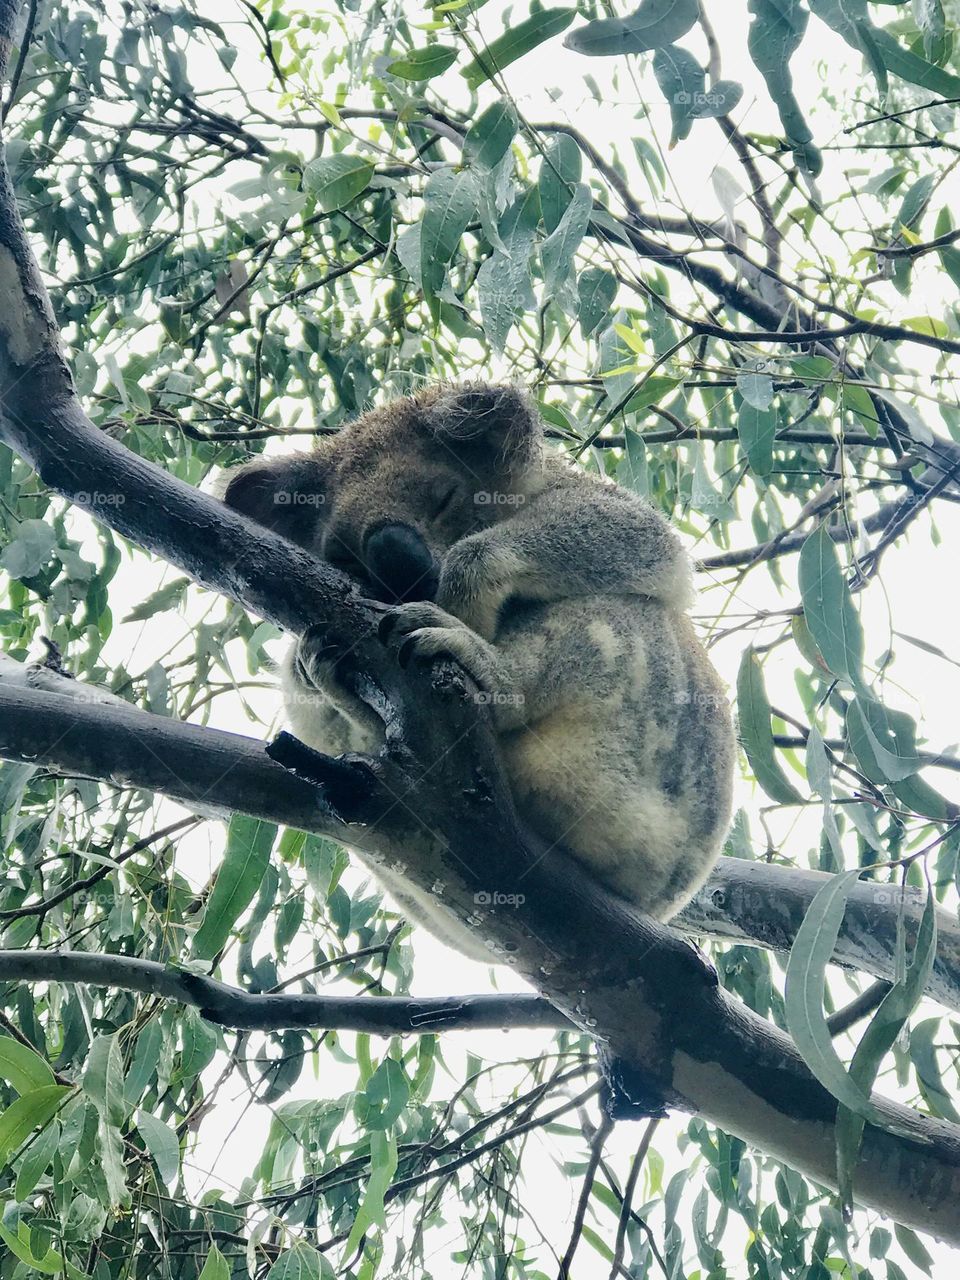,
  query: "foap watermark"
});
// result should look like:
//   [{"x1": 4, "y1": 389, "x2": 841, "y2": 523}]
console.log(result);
[
  {"x1": 275, "y1": 490, "x2": 325, "y2": 507},
  {"x1": 474, "y1": 491, "x2": 525, "y2": 507},
  {"x1": 675, "y1": 89, "x2": 730, "y2": 111},
  {"x1": 76, "y1": 491, "x2": 125, "y2": 508},
  {"x1": 474, "y1": 889, "x2": 526, "y2": 908},
  {"x1": 674, "y1": 690, "x2": 726, "y2": 709},
  {"x1": 474, "y1": 691, "x2": 525, "y2": 708}
]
